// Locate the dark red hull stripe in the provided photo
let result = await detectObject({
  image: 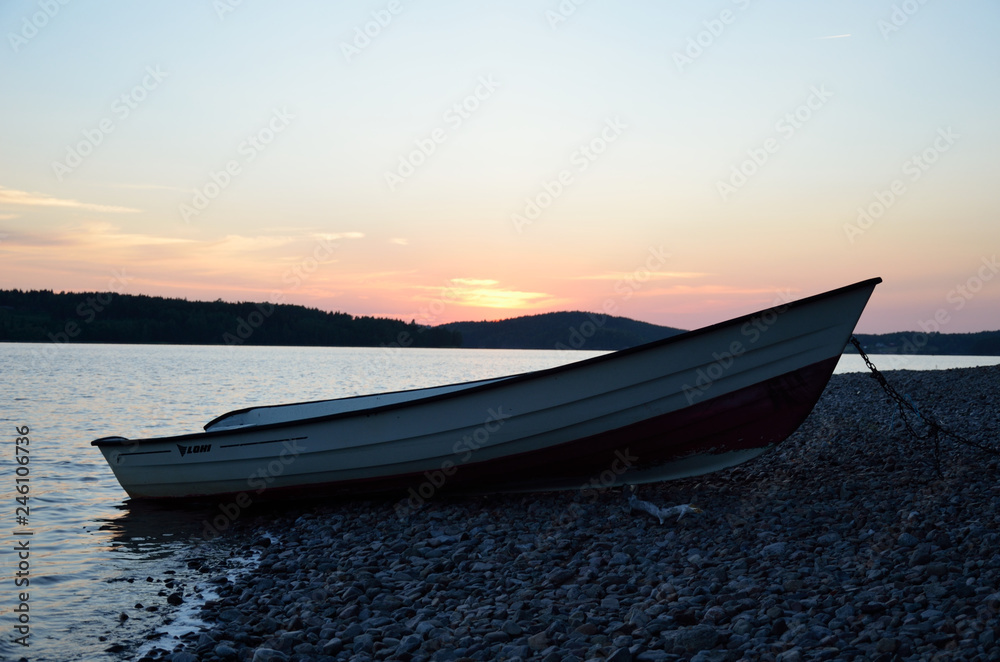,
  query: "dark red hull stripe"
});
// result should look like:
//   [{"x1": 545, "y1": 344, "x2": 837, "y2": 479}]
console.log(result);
[
  {"x1": 420, "y1": 354, "x2": 838, "y2": 493},
  {"x1": 184, "y1": 355, "x2": 839, "y2": 502}
]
